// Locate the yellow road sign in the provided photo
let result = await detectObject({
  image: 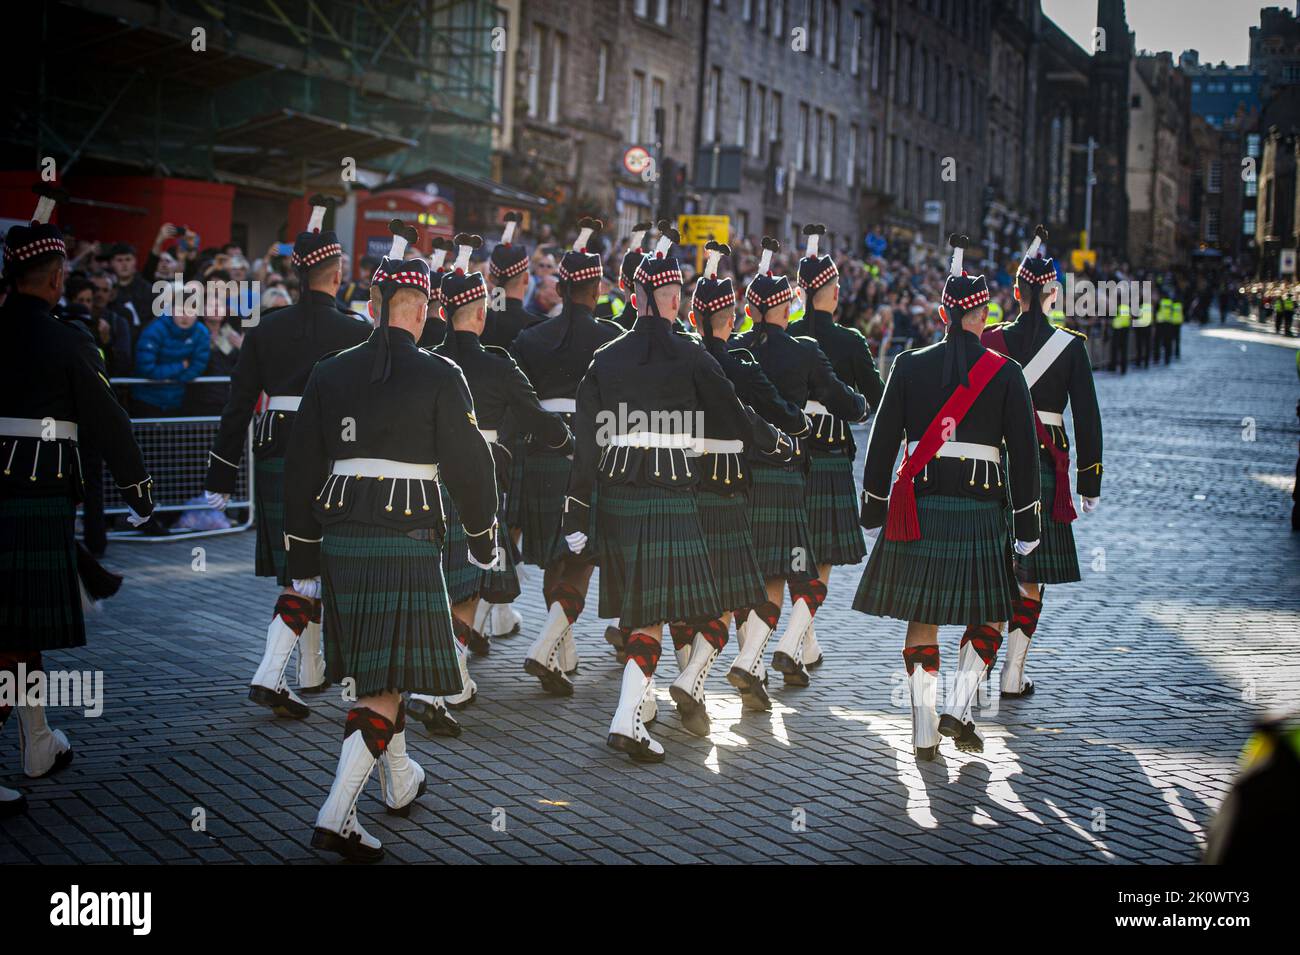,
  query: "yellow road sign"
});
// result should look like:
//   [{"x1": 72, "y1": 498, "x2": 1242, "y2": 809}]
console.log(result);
[
  {"x1": 1070, "y1": 248, "x2": 1097, "y2": 272},
  {"x1": 677, "y1": 214, "x2": 730, "y2": 246}
]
